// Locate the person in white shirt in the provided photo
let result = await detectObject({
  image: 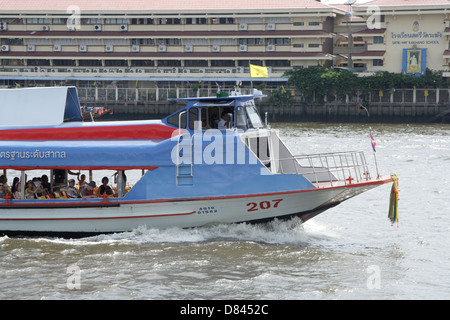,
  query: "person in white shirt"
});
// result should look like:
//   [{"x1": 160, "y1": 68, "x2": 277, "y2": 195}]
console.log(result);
[{"x1": 218, "y1": 112, "x2": 228, "y2": 129}]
